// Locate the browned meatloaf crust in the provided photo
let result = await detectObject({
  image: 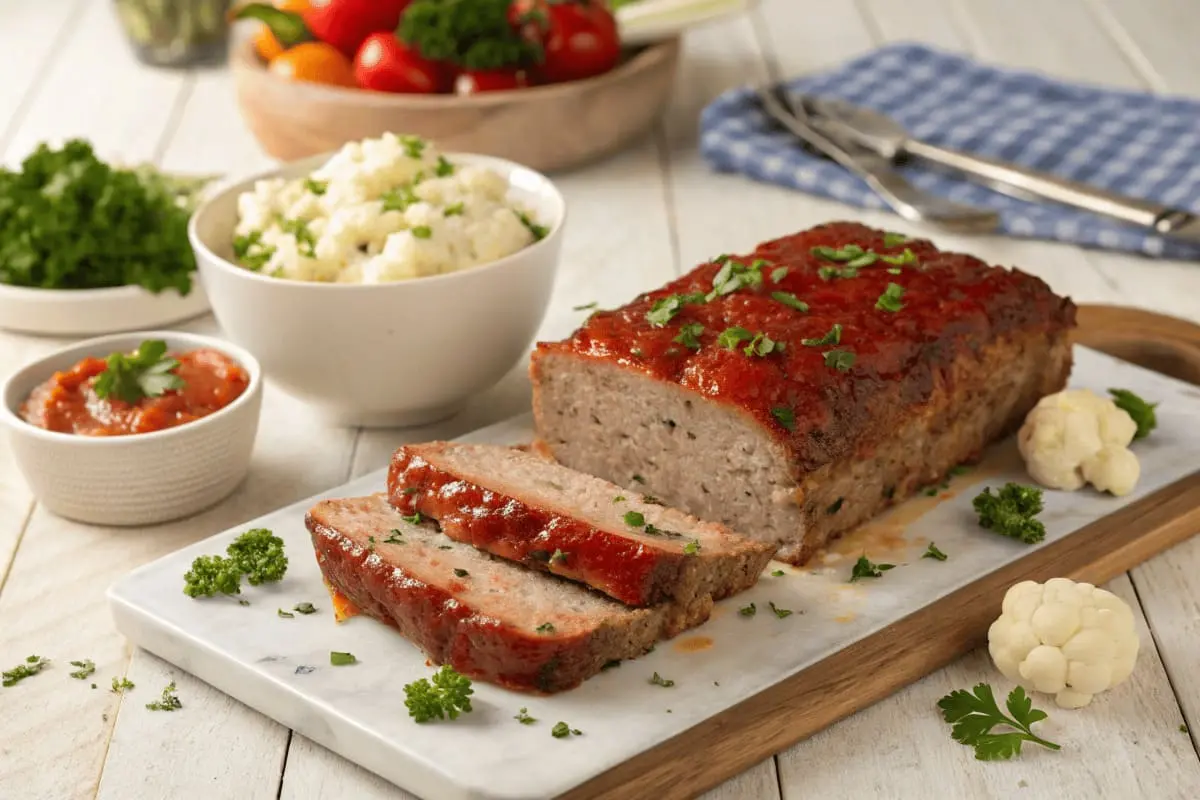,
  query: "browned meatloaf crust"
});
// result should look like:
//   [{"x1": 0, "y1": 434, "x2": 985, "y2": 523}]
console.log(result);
[
  {"x1": 386, "y1": 442, "x2": 776, "y2": 626},
  {"x1": 530, "y1": 221, "x2": 1077, "y2": 564},
  {"x1": 307, "y1": 494, "x2": 686, "y2": 693}
]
